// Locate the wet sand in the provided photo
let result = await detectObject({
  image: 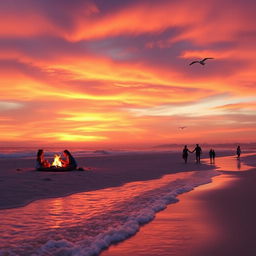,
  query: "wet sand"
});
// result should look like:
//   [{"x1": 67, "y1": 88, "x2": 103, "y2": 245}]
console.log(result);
[
  {"x1": 102, "y1": 155, "x2": 256, "y2": 256},
  {"x1": 0, "y1": 152, "x2": 216, "y2": 209}
]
